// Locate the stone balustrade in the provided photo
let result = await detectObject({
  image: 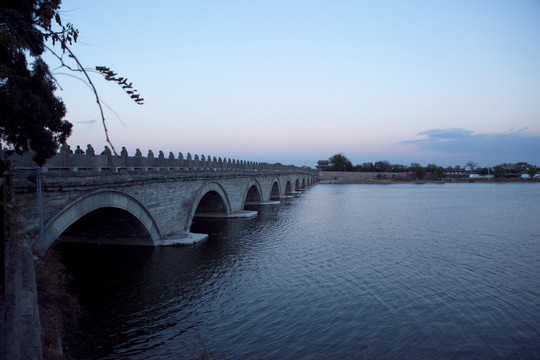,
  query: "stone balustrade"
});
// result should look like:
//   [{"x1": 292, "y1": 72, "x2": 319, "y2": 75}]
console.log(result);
[{"x1": 2, "y1": 144, "x2": 313, "y2": 174}]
